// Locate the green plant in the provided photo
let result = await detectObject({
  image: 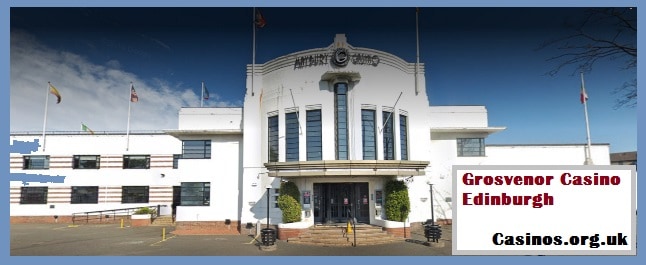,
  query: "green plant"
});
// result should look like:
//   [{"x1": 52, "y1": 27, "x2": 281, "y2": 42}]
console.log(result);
[
  {"x1": 279, "y1": 181, "x2": 300, "y2": 203},
  {"x1": 278, "y1": 181, "x2": 302, "y2": 223},
  {"x1": 134, "y1": 207, "x2": 154, "y2": 215},
  {"x1": 384, "y1": 180, "x2": 410, "y2": 222},
  {"x1": 277, "y1": 195, "x2": 302, "y2": 223}
]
